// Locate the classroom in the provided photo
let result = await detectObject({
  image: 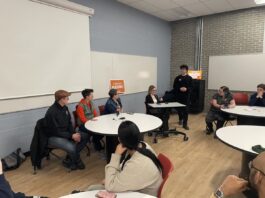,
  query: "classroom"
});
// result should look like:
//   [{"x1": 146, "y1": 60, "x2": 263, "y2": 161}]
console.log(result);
[{"x1": 0, "y1": 0, "x2": 265, "y2": 198}]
